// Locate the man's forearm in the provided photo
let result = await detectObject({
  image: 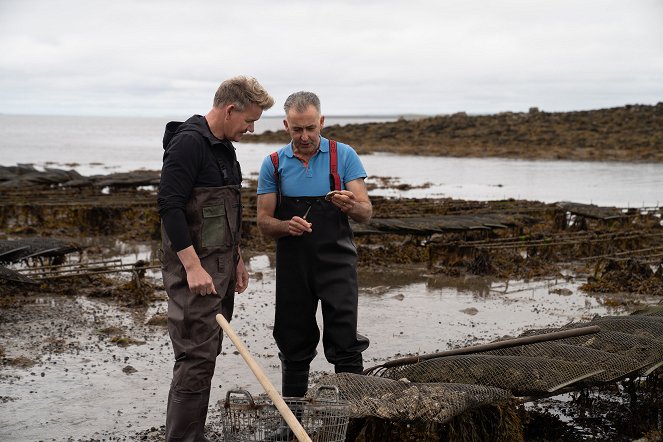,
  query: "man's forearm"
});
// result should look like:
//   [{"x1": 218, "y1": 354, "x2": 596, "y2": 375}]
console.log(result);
[
  {"x1": 257, "y1": 215, "x2": 290, "y2": 239},
  {"x1": 347, "y1": 201, "x2": 372, "y2": 224},
  {"x1": 176, "y1": 246, "x2": 202, "y2": 272}
]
